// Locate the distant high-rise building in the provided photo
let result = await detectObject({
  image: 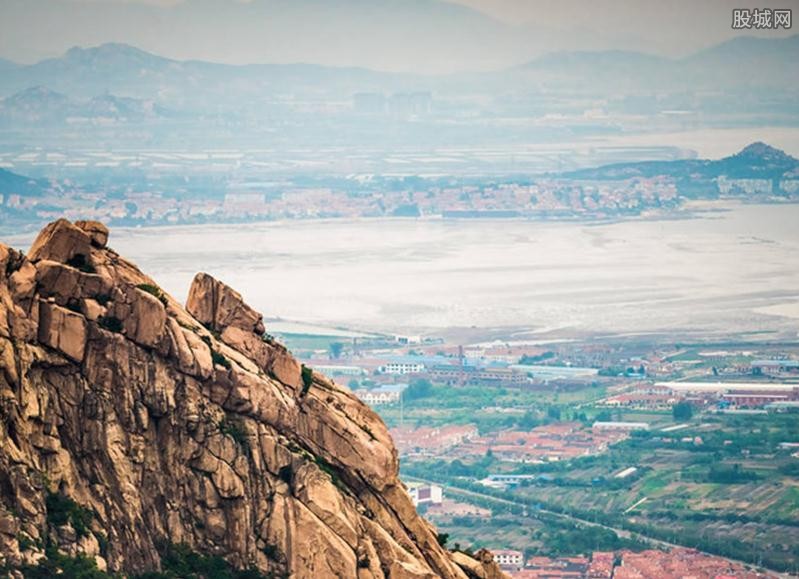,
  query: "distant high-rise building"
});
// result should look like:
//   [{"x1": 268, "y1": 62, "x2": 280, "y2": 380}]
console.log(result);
[
  {"x1": 353, "y1": 92, "x2": 386, "y2": 114},
  {"x1": 388, "y1": 91, "x2": 432, "y2": 116}
]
